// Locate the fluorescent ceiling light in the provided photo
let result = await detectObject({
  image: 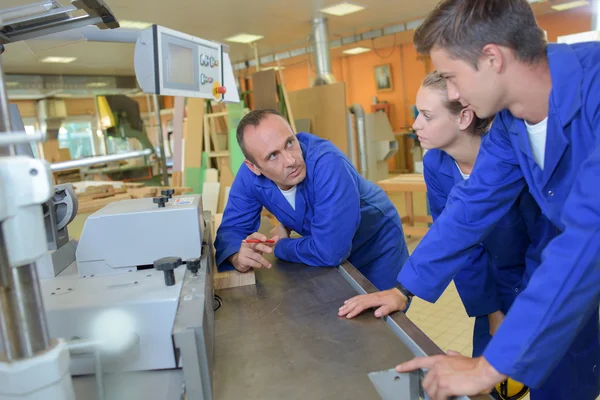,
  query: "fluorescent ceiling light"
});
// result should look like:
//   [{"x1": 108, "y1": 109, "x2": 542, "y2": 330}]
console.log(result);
[
  {"x1": 40, "y1": 56, "x2": 76, "y2": 63},
  {"x1": 86, "y1": 82, "x2": 108, "y2": 88},
  {"x1": 262, "y1": 66, "x2": 284, "y2": 71},
  {"x1": 343, "y1": 47, "x2": 371, "y2": 55},
  {"x1": 225, "y1": 33, "x2": 263, "y2": 44},
  {"x1": 119, "y1": 20, "x2": 152, "y2": 29},
  {"x1": 321, "y1": 2, "x2": 365, "y2": 16},
  {"x1": 551, "y1": 0, "x2": 589, "y2": 11},
  {"x1": 5, "y1": 82, "x2": 19, "y2": 87},
  {"x1": 527, "y1": 0, "x2": 545, "y2": 3}
]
